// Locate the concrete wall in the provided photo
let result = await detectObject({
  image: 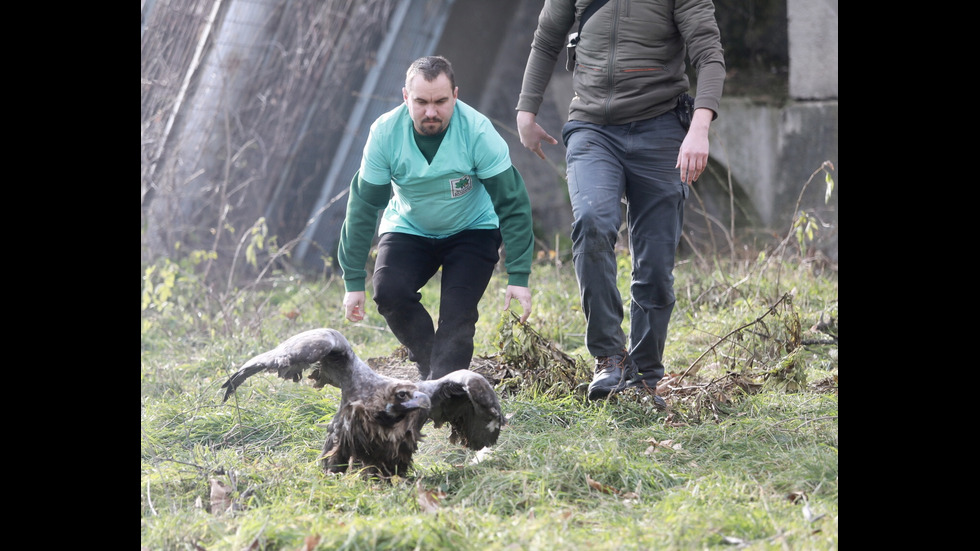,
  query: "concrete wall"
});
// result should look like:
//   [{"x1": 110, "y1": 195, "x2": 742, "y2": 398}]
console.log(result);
[
  {"x1": 710, "y1": 0, "x2": 838, "y2": 259},
  {"x1": 789, "y1": 0, "x2": 838, "y2": 100}
]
